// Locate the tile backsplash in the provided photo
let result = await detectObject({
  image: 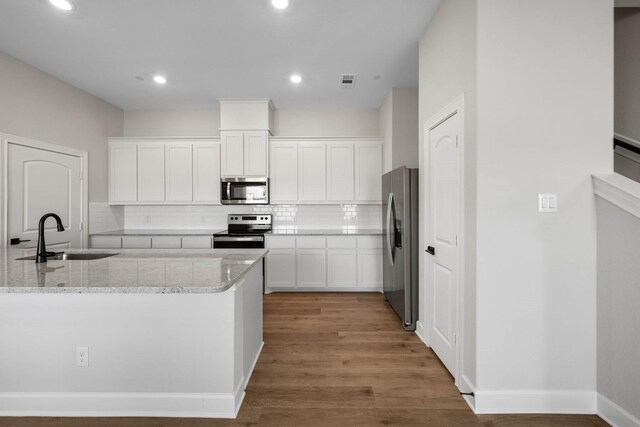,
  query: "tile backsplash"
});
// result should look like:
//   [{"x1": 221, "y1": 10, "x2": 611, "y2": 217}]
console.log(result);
[
  {"x1": 122, "y1": 204, "x2": 382, "y2": 230},
  {"x1": 89, "y1": 203, "x2": 124, "y2": 233}
]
